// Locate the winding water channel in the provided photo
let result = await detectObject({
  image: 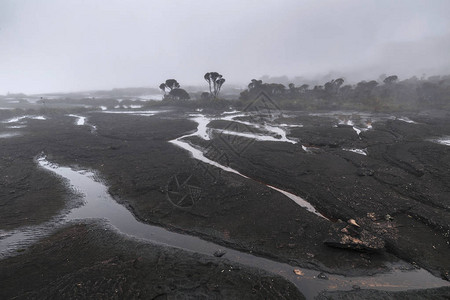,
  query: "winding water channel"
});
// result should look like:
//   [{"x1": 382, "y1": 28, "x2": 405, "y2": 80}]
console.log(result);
[
  {"x1": 1, "y1": 157, "x2": 449, "y2": 299},
  {"x1": 170, "y1": 113, "x2": 327, "y2": 219},
  {"x1": 1, "y1": 111, "x2": 449, "y2": 298}
]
